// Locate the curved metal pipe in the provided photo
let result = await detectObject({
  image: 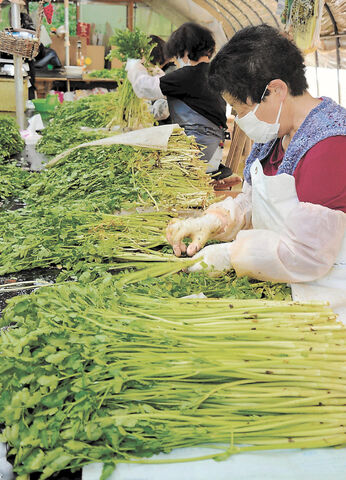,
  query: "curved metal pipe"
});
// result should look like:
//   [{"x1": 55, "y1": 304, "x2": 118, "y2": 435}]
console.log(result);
[
  {"x1": 324, "y1": 2, "x2": 341, "y2": 104},
  {"x1": 213, "y1": 0, "x2": 254, "y2": 27},
  {"x1": 324, "y1": 2, "x2": 338, "y2": 34},
  {"x1": 251, "y1": 0, "x2": 280, "y2": 28},
  {"x1": 213, "y1": 0, "x2": 280, "y2": 30},
  {"x1": 202, "y1": 0, "x2": 239, "y2": 34},
  {"x1": 236, "y1": 0, "x2": 265, "y2": 25},
  {"x1": 208, "y1": 0, "x2": 245, "y2": 30}
]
